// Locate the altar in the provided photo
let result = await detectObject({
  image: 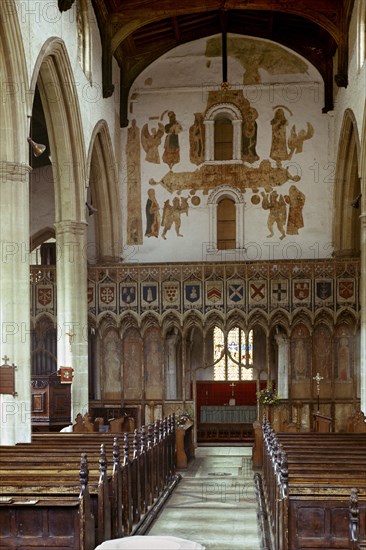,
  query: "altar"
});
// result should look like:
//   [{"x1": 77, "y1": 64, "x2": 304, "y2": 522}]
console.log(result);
[
  {"x1": 200, "y1": 405, "x2": 257, "y2": 424},
  {"x1": 198, "y1": 406, "x2": 257, "y2": 442}
]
